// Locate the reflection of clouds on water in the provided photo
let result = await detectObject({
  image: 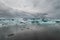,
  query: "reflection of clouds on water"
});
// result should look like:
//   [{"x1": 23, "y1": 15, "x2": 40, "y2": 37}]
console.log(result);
[{"x1": 0, "y1": 24, "x2": 60, "y2": 40}]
